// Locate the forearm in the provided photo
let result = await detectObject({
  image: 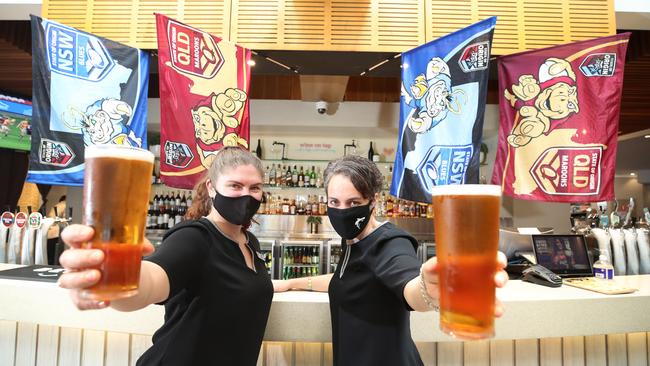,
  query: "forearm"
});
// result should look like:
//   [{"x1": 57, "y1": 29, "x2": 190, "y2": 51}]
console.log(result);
[
  {"x1": 110, "y1": 261, "x2": 169, "y2": 311},
  {"x1": 403, "y1": 274, "x2": 439, "y2": 312},
  {"x1": 287, "y1": 274, "x2": 333, "y2": 292}
]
